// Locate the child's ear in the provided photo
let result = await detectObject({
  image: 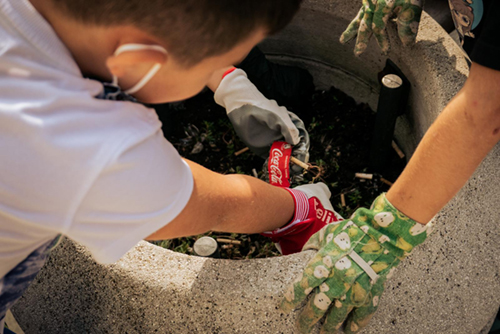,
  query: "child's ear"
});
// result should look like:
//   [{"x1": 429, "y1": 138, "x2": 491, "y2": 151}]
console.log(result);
[{"x1": 106, "y1": 48, "x2": 168, "y2": 77}]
